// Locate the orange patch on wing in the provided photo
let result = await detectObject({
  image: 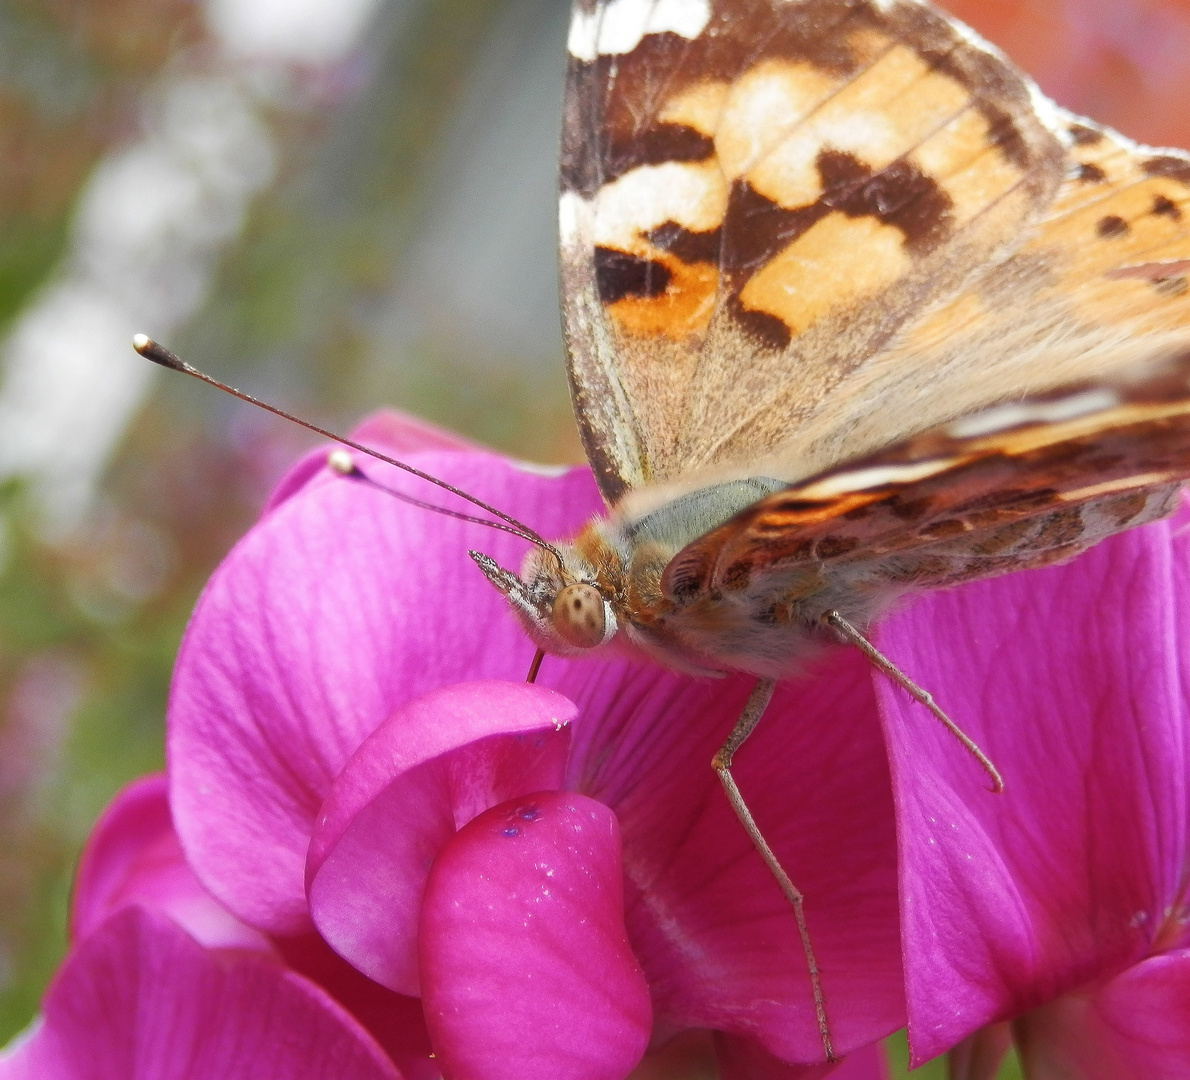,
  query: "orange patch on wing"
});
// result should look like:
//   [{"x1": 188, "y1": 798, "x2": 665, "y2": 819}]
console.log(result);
[
  {"x1": 660, "y1": 80, "x2": 730, "y2": 138},
  {"x1": 1043, "y1": 180, "x2": 1189, "y2": 255},
  {"x1": 746, "y1": 45, "x2": 972, "y2": 210},
  {"x1": 1033, "y1": 177, "x2": 1190, "y2": 326},
  {"x1": 748, "y1": 490, "x2": 881, "y2": 529},
  {"x1": 738, "y1": 212, "x2": 910, "y2": 335},
  {"x1": 607, "y1": 256, "x2": 719, "y2": 340},
  {"x1": 911, "y1": 110, "x2": 1024, "y2": 225},
  {"x1": 1047, "y1": 144, "x2": 1138, "y2": 216}
]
